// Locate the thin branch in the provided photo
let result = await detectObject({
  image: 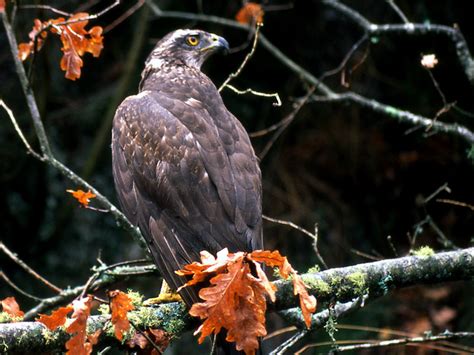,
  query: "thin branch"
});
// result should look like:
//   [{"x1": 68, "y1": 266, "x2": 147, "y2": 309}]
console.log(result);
[
  {"x1": 18, "y1": 4, "x2": 73, "y2": 17},
  {"x1": 269, "y1": 330, "x2": 308, "y2": 355},
  {"x1": 262, "y1": 215, "x2": 327, "y2": 269},
  {"x1": 312, "y1": 92, "x2": 474, "y2": 144},
  {"x1": 103, "y1": 0, "x2": 145, "y2": 33},
  {"x1": 225, "y1": 84, "x2": 281, "y2": 106},
  {"x1": 423, "y1": 182, "x2": 451, "y2": 204},
  {"x1": 385, "y1": 0, "x2": 410, "y2": 24},
  {"x1": 219, "y1": 22, "x2": 262, "y2": 92},
  {"x1": 0, "y1": 271, "x2": 44, "y2": 301},
  {"x1": 436, "y1": 198, "x2": 474, "y2": 212},
  {"x1": 23, "y1": 263, "x2": 157, "y2": 320},
  {"x1": 0, "y1": 100, "x2": 43, "y2": 161},
  {"x1": 259, "y1": 87, "x2": 315, "y2": 160},
  {"x1": 0, "y1": 241, "x2": 62, "y2": 293},
  {"x1": 331, "y1": 331, "x2": 474, "y2": 353}
]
